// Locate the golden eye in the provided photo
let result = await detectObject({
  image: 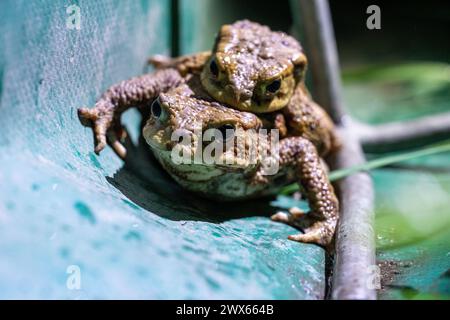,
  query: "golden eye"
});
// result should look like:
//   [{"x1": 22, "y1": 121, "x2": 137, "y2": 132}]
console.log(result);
[{"x1": 266, "y1": 79, "x2": 281, "y2": 93}]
